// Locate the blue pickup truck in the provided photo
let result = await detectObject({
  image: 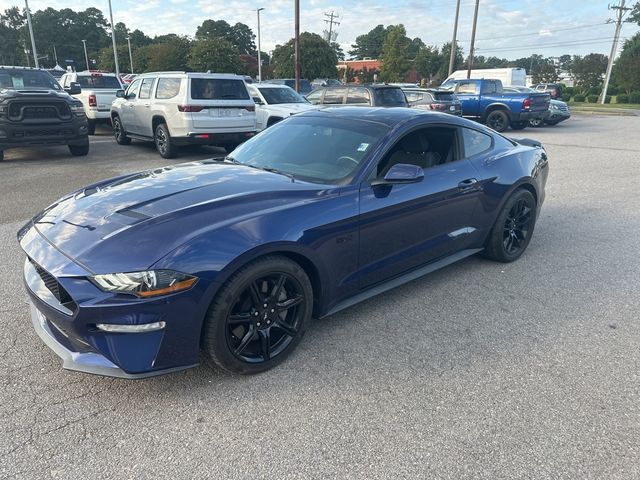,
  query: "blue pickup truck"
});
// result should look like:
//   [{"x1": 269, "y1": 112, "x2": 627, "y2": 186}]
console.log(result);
[{"x1": 439, "y1": 78, "x2": 550, "y2": 132}]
